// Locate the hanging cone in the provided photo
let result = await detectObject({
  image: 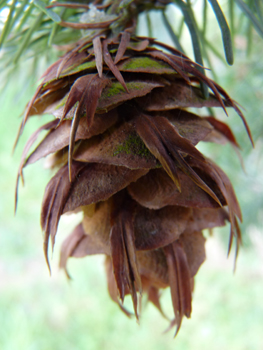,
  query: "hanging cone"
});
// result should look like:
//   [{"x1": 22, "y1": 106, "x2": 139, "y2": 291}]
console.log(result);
[{"x1": 16, "y1": 32, "x2": 250, "y2": 335}]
